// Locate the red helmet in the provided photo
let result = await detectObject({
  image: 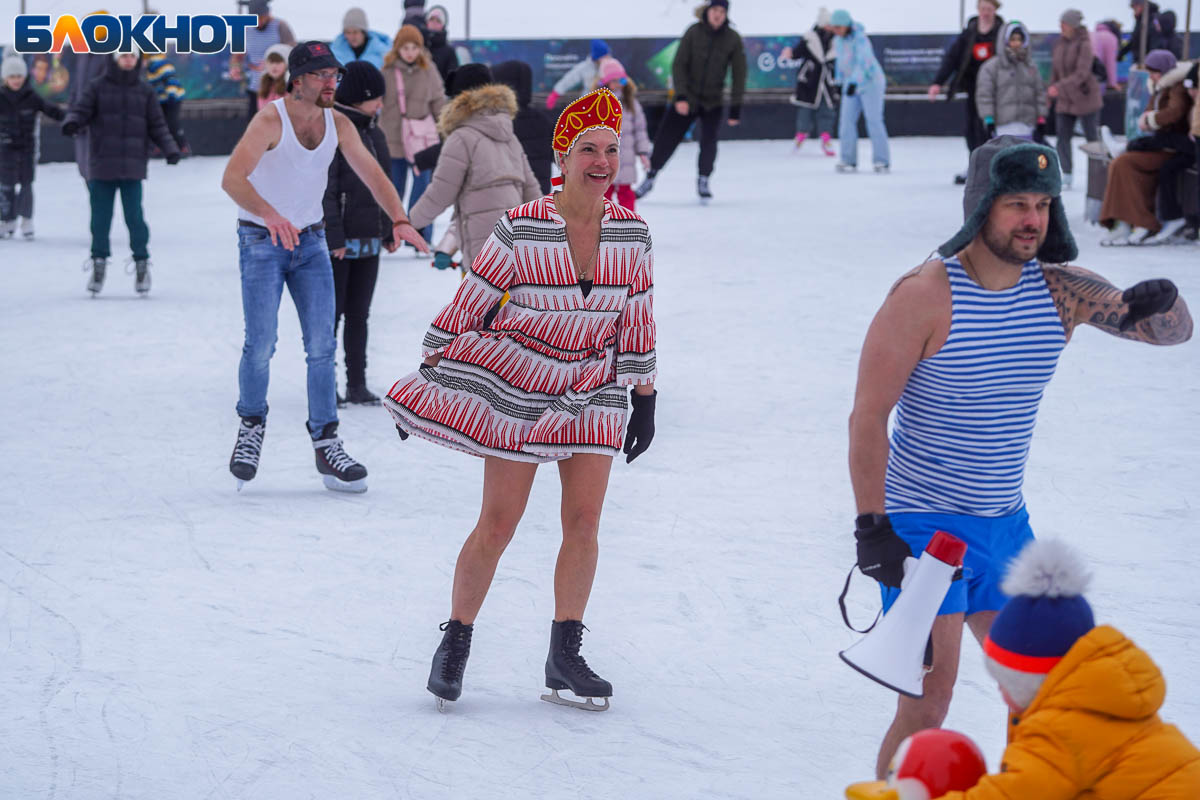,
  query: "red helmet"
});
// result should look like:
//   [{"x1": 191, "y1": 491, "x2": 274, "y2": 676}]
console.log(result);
[{"x1": 887, "y1": 729, "x2": 987, "y2": 800}]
